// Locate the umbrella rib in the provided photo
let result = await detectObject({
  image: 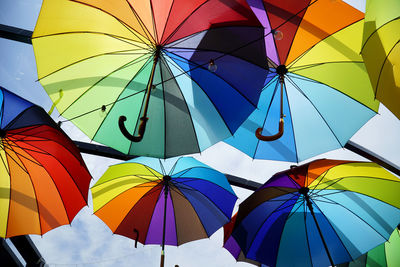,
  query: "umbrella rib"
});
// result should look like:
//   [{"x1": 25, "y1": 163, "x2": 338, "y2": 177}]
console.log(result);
[
  {"x1": 303, "y1": 201, "x2": 314, "y2": 267},
  {"x1": 312, "y1": 195, "x2": 391, "y2": 247},
  {"x1": 289, "y1": 60, "x2": 365, "y2": 72},
  {"x1": 149, "y1": 0, "x2": 158, "y2": 43},
  {"x1": 2, "y1": 139, "x2": 43, "y2": 173},
  {"x1": 161, "y1": 1, "x2": 209, "y2": 46},
  {"x1": 67, "y1": 0, "x2": 154, "y2": 45},
  {"x1": 91, "y1": 175, "x2": 160, "y2": 189},
  {"x1": 252, "y1": 75, "x2": 280, "y2": 159},
  {"x1": 245, "y1": 193, "x2": 299, "y2": 259},
  {"x1": 0, "y1": 146, "x2": 11, "y2": 176},
  {"x1": 287, "y1": 71, "x2": 378, "y2": 114},
  {"x1": 59, "y1": 51, "x2": 152, "y2": 120},
  {"x1": 158, "y1": 0, "x2": 175, "y2": 44},
  {"x1": 285, "y1": 75, "x2": 344, "y2": 147},
  {"x1": 161, "y1": 54, "x2": 241, "y2": 136},
  {"x1": 143, "y1": 165, "x2": 163, "y2": 181},
  {"x1": 163, "y1": 48, "x2": 259, "y2": 109},
  {"x1": 16, "y1": 137, "x2": 90, "y2": 207},
  {"x1": 38, "y1": 46, "x2": 150, "y2": 82},
  {"x1": 373, "y1": 39, "x2": 400, "y2": 99},
  {"x1": 159, "y1": 56, "x2": 201, "y2": 154},
  {"x1": 123, "y1": 0, "x2": 157, "y2": 44},
  {"x1": 287, "y1": 17, "x2": 364, "y2": 69},
  {"x1": 361, "y1": 17, "x2": 400, "y2": 52}
]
